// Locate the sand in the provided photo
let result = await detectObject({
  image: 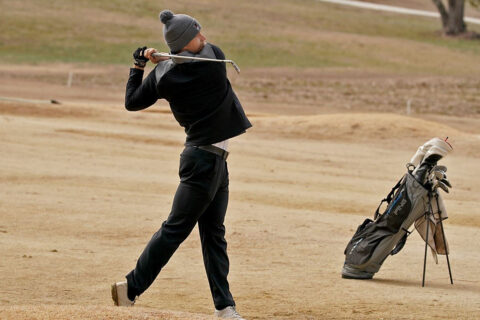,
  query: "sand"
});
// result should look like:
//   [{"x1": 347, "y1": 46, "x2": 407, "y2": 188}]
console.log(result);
[{"x1": 1, "y1": 83, "x2": 480, "y2": 320}]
